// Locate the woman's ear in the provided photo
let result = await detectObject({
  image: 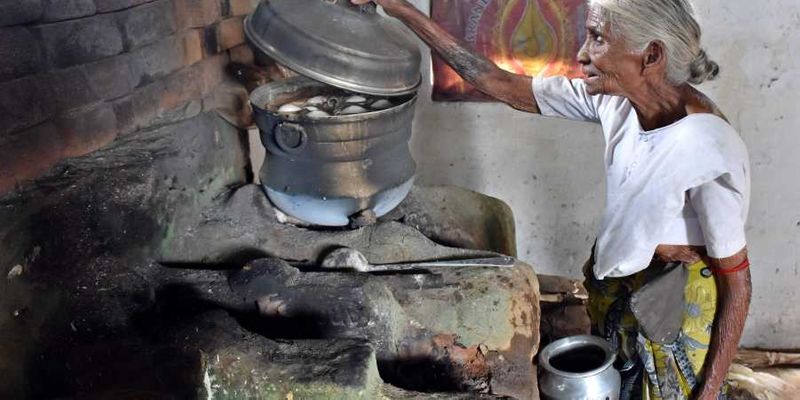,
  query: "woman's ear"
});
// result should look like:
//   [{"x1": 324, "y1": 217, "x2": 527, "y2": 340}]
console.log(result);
[{"x1": 643, "y1": 40, "x2": 666, "y2": 71}]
